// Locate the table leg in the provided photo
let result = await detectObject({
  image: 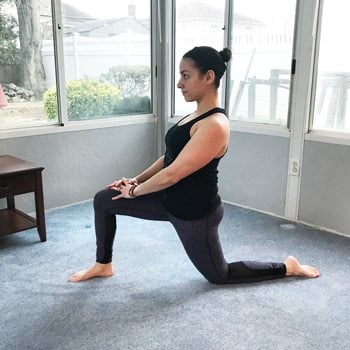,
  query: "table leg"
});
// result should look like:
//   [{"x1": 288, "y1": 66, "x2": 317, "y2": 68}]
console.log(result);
[
  {"x1": 7, "y1": 196, "x2": 15, "y2": 209},
  {"x1": 34, "y1": 171, "x2": 47, "y2": 242}
]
